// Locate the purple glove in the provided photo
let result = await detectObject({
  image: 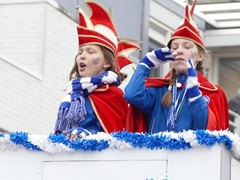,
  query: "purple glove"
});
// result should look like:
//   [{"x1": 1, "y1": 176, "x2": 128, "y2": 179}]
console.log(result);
[
  {"x1": 139, "y1": 47, "x2": 174, "y2": 68},
  {"x1": 186, "y1": 59, "x2": 202, "y2": 102}
]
